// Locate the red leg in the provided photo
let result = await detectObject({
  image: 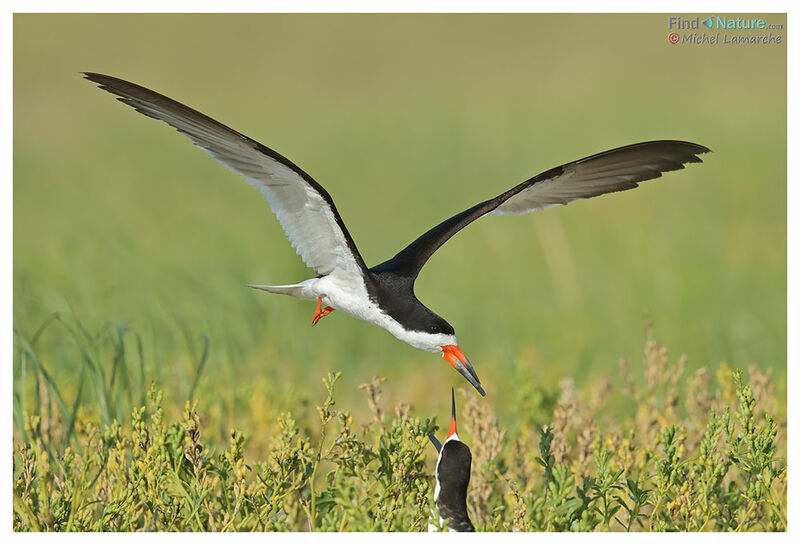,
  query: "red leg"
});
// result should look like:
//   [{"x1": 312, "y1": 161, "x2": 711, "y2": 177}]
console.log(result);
[
  {"x1": 312, "y1": 297, "x2": 335, "y2": 325},
  {"x1": 312, "y1": 296, "x2": 323, "y2": 325}
]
